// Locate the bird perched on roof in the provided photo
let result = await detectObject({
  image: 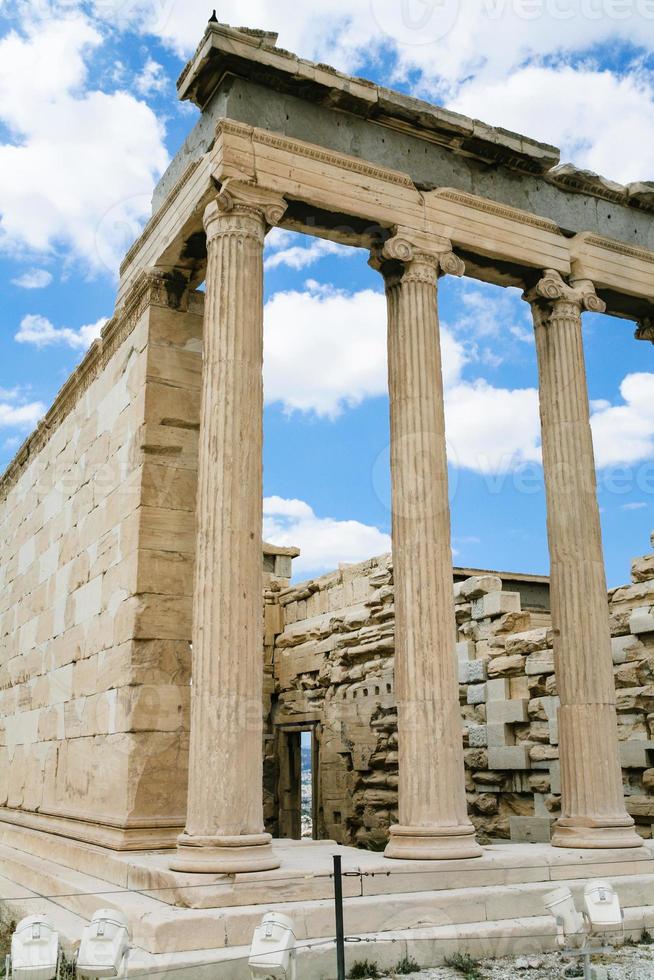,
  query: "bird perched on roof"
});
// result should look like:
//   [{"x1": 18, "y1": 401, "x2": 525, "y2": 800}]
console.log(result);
[{"x1": 208, "y1": 9, "x2": 218, "y2": 23}]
